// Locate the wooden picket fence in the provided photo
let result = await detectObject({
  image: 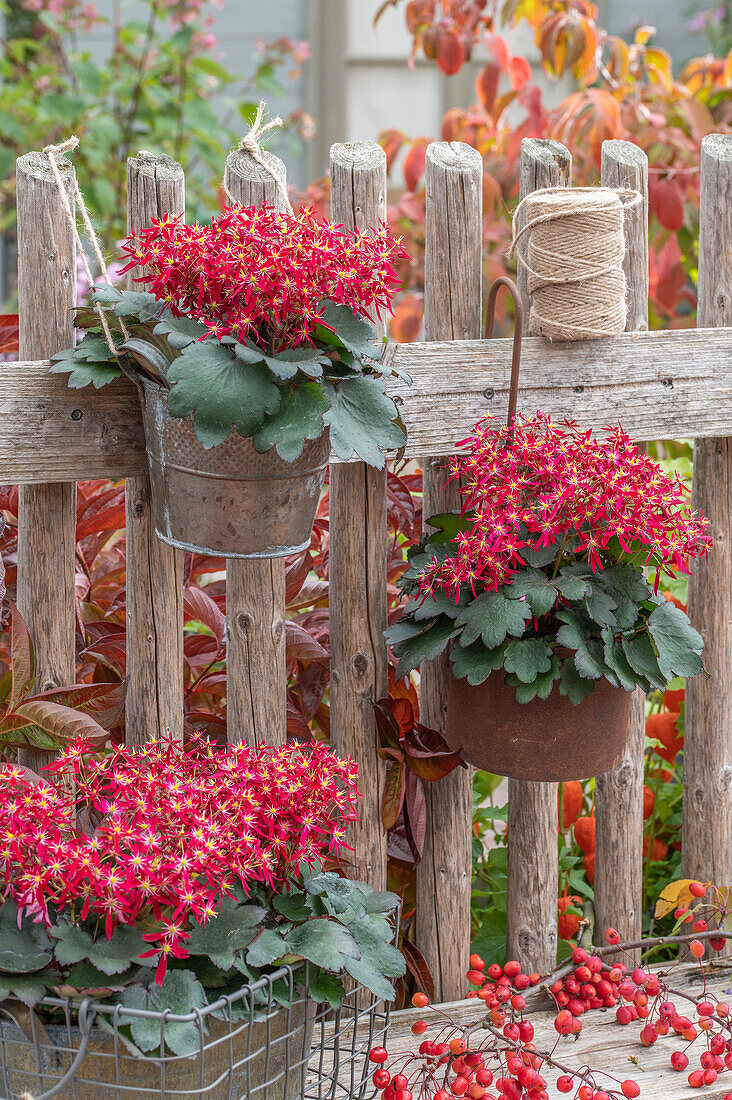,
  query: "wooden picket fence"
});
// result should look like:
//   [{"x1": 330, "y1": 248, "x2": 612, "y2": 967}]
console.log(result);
[{"x1": 4, "y1": 133, "x2": 731, "y2": 1005}]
